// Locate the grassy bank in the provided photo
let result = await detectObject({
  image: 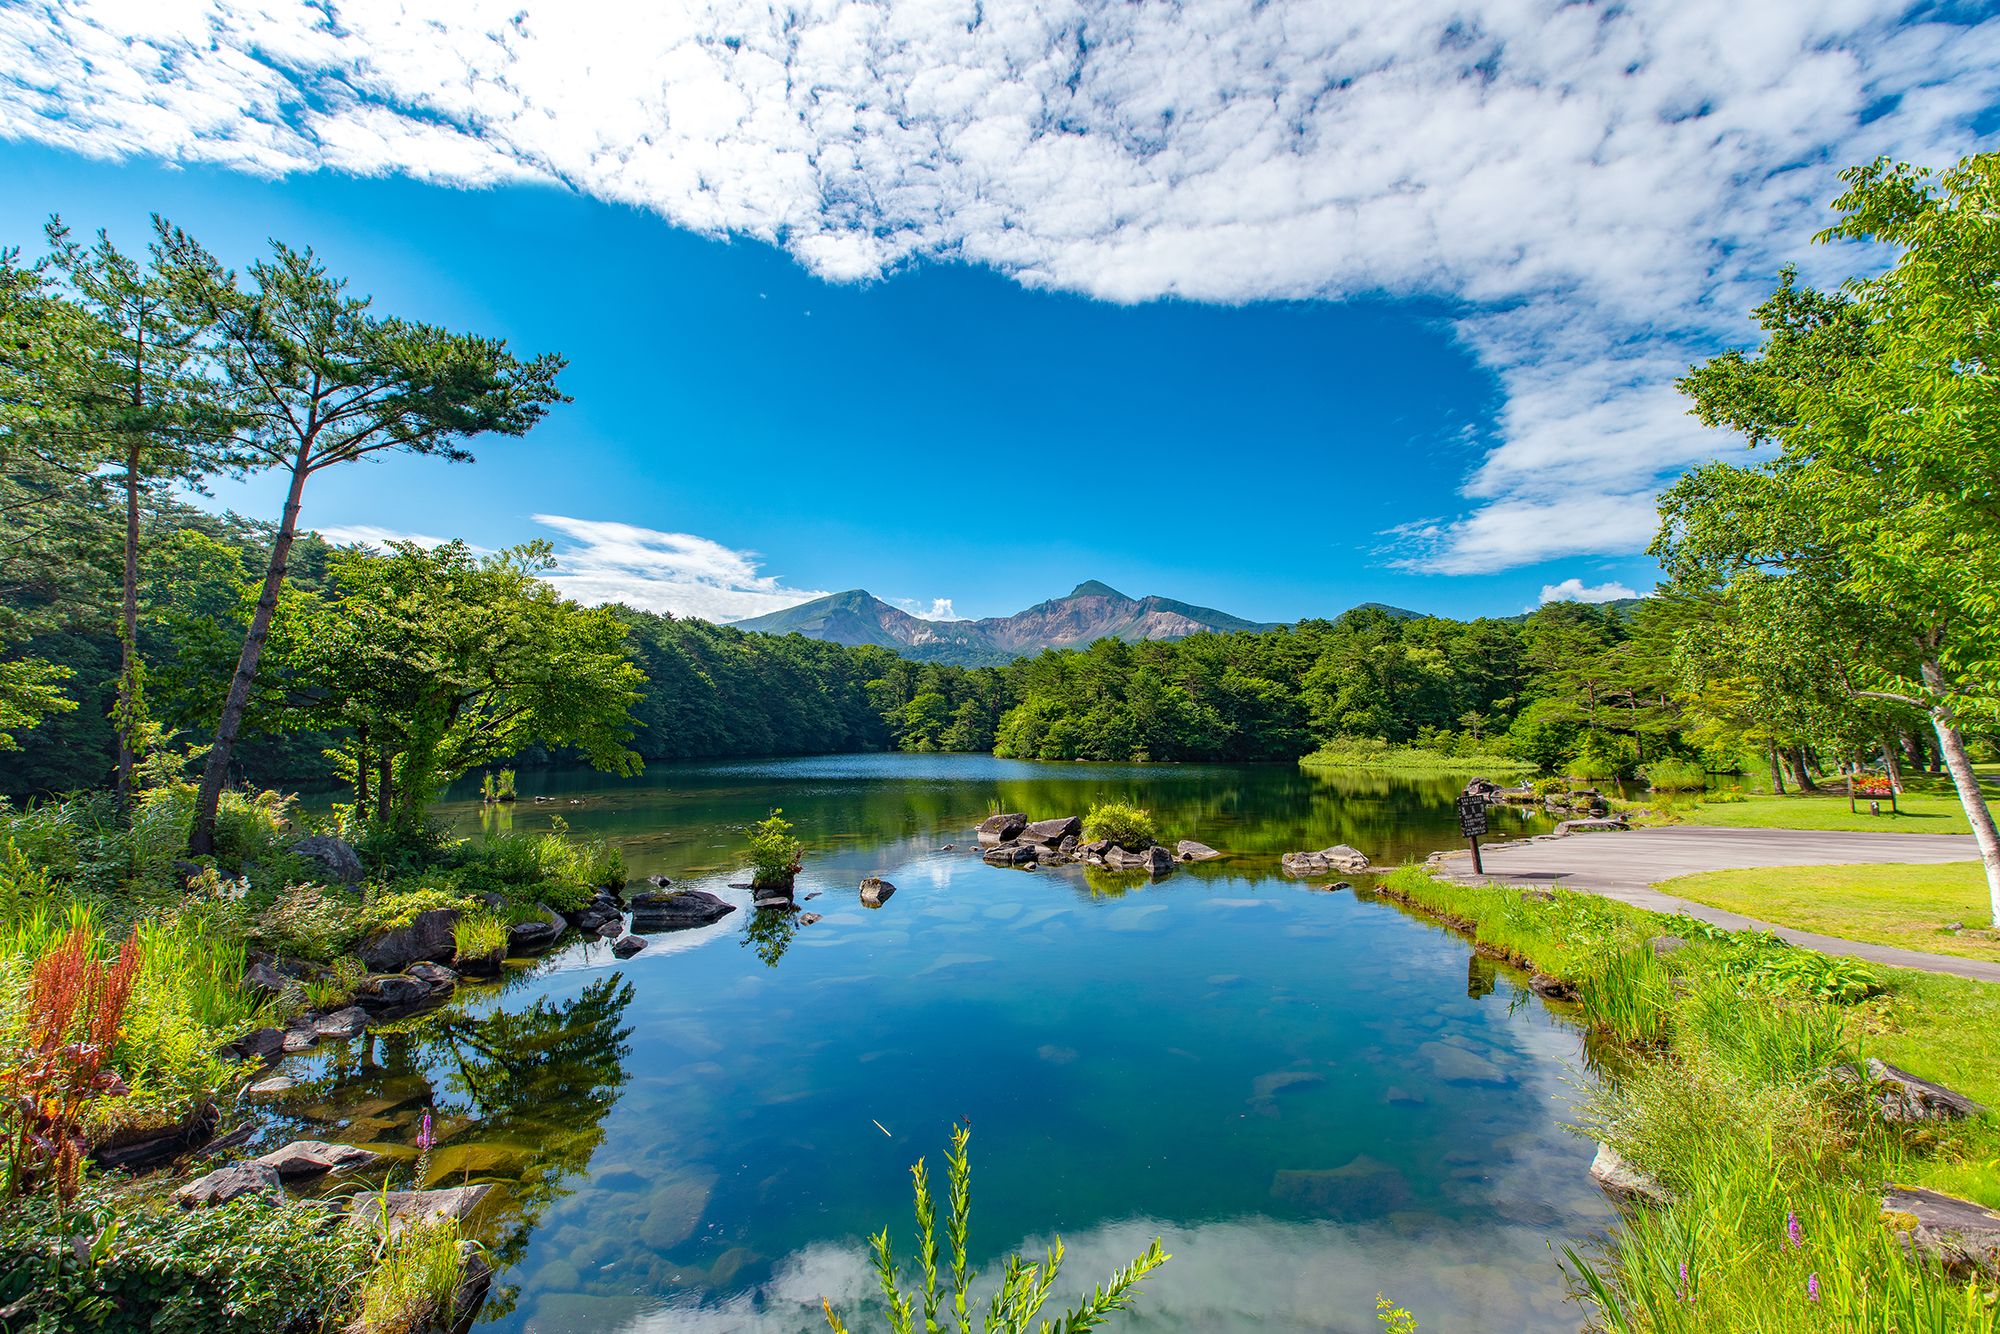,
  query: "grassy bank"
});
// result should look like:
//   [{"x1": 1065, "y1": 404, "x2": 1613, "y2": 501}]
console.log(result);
[
  {"x1": 1635, "y1": 774, "x2": 1980, "y2": 834},
  {"x1": 1656, "y1": 863, "x2": 2000, "y2": 965},
  {"x1": 1299, "y1": 739, "x2": 1532, "y2": 776},
  {"x1": 1373, "y1": 865, "x2": 2000, "y2": 1330}
]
